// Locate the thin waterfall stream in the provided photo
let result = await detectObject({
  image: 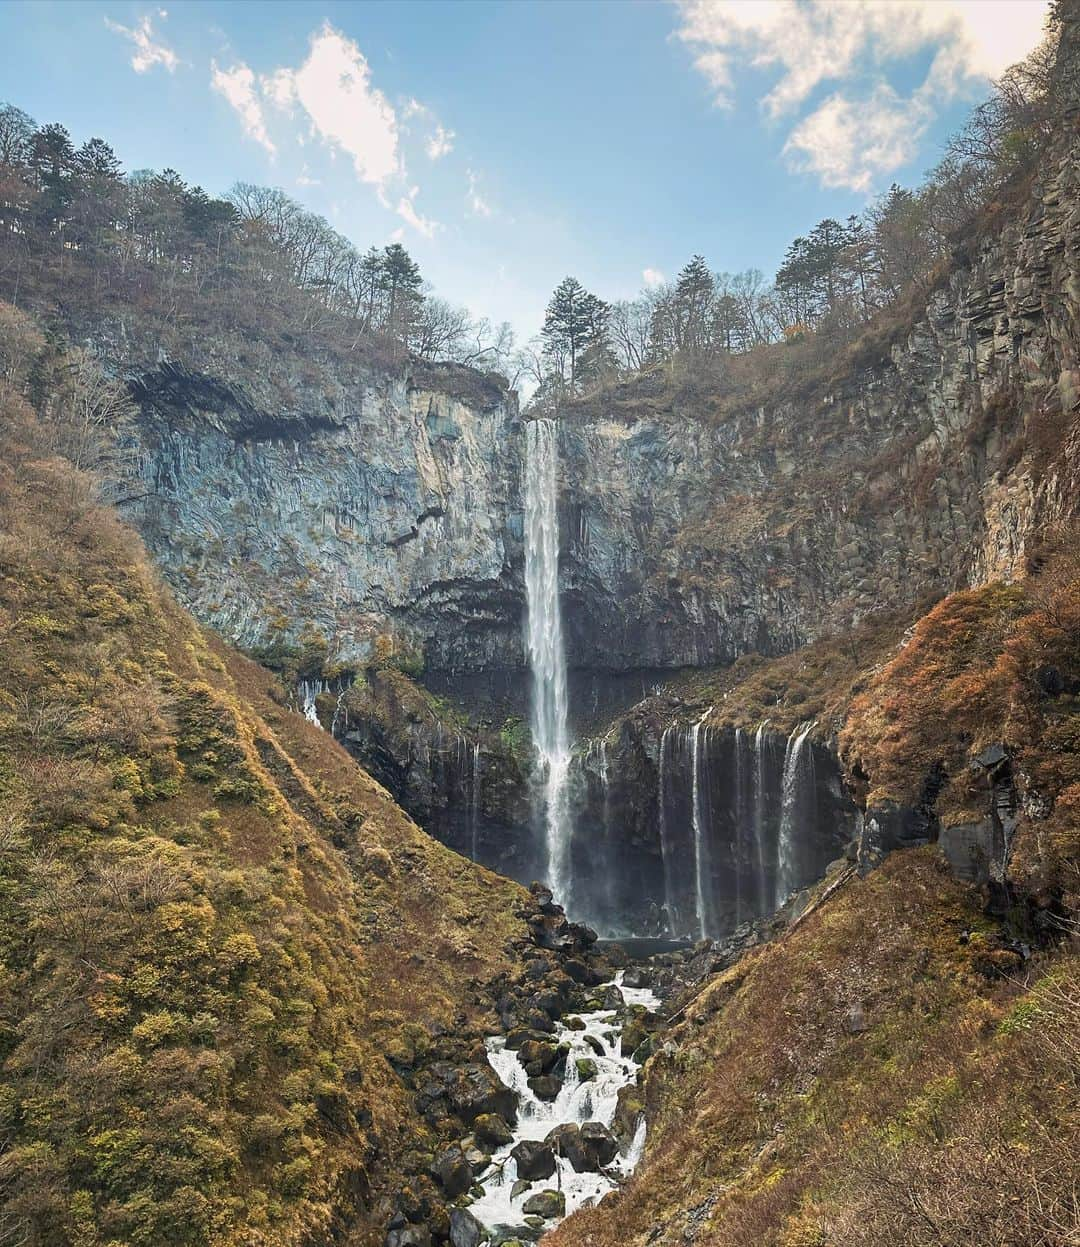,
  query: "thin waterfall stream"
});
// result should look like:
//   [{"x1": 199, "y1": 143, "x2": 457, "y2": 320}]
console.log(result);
[{"x1": 524, "y1": 418, "x2": 573, "y2": 905}]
